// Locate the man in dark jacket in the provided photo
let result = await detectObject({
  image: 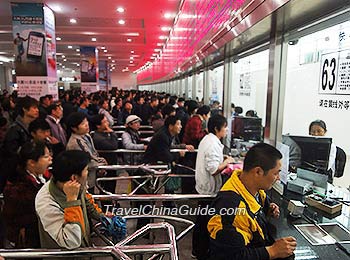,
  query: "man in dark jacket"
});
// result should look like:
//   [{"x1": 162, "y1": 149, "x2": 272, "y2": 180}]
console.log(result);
[
  {"x1": 207, "y1": 143, "x2": 296, "y2": 260},
  {"x1": 1, "y1": 96, "x2": 39, "y2": 192},
  {"x1": 143, "y1": 115, "x2": 193, "y2": 165}
]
